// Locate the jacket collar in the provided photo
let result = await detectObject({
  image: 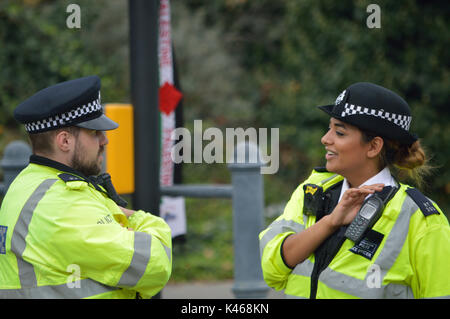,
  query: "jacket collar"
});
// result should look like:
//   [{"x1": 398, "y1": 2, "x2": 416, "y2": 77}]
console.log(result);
[
  {"x1": 29, "y1": 154, "x2": 88, "y2": 179},
  {"x1": 338, "y1": 166, "x2": 398, "y2": 203}
]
